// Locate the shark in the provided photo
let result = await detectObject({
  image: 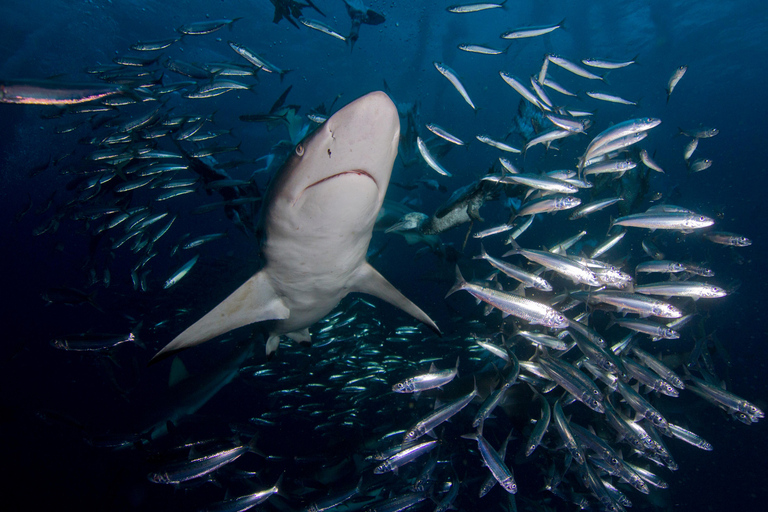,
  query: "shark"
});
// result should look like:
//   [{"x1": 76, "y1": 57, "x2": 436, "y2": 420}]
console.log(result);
[{"x1": 151, "y1": 91, "x2": 439, "y2": 363}]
